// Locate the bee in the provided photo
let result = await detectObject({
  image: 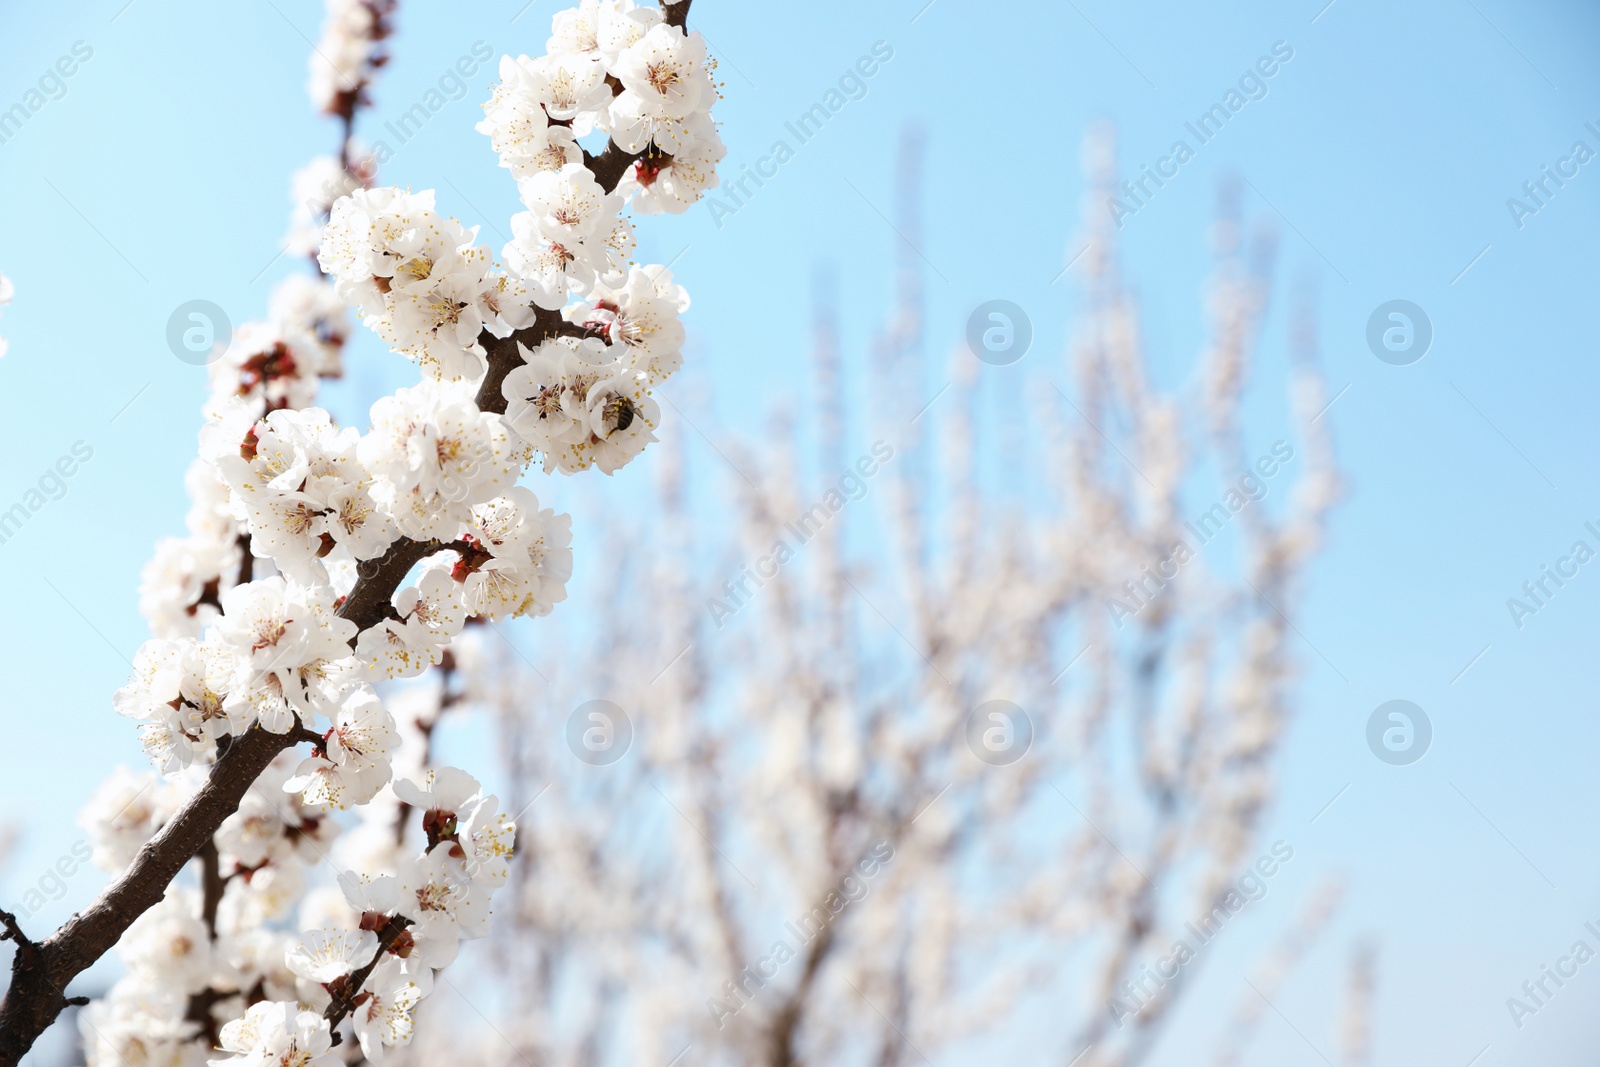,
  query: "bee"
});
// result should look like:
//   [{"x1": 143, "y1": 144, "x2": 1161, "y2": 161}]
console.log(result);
[{"x1": 605, "y1": 394, "x2": 636, "y2": 435}]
